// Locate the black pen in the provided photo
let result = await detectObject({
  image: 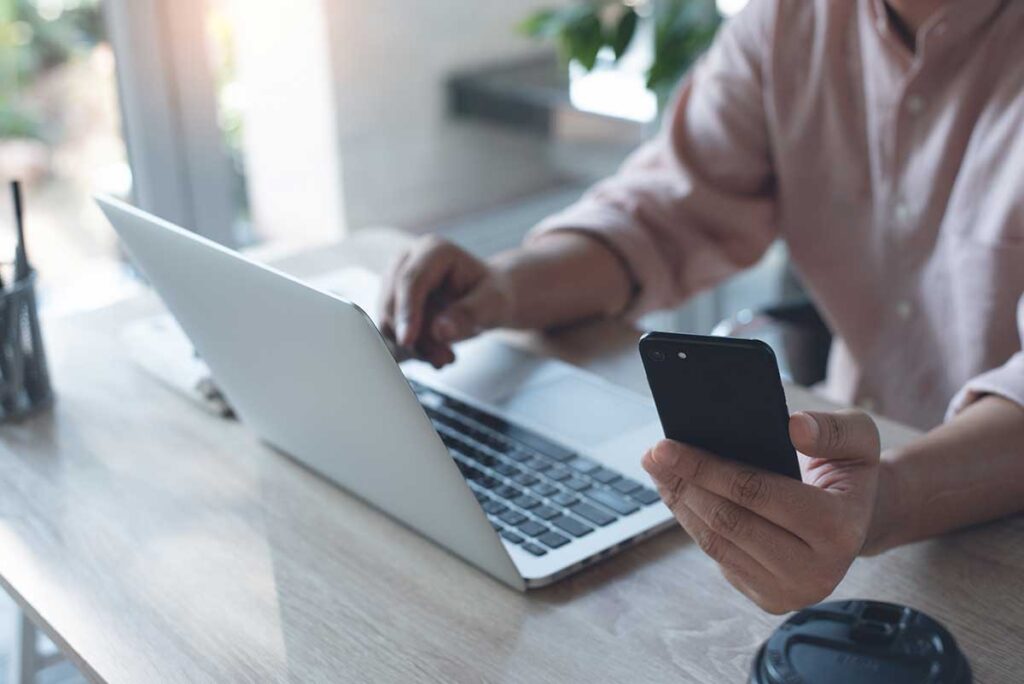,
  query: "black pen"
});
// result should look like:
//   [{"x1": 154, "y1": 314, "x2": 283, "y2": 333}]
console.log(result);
[
  {"x1": 0, "y1": 182, "x2": 8, "y2": 292},
  {"x1": 0, "y1": 182, "x2": 16, "y2": 413},
  {"x1": 11, "y1": 180, "x2": 29, "y2": 281}
]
